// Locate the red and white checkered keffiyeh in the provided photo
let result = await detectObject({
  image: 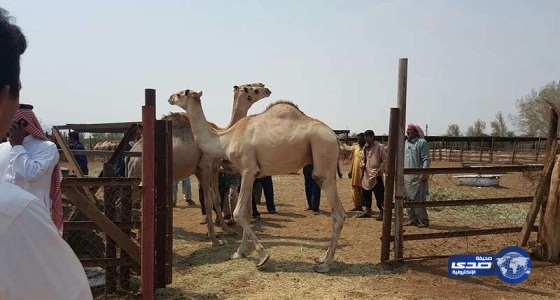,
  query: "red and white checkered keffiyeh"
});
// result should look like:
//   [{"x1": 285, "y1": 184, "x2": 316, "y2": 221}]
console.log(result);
[
  {"x1": 13, "y1": 108, "x2": 63, "y2": 235},
  {"x1": 407, "y1": 123, "x2": 425, "y2": 138}
]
